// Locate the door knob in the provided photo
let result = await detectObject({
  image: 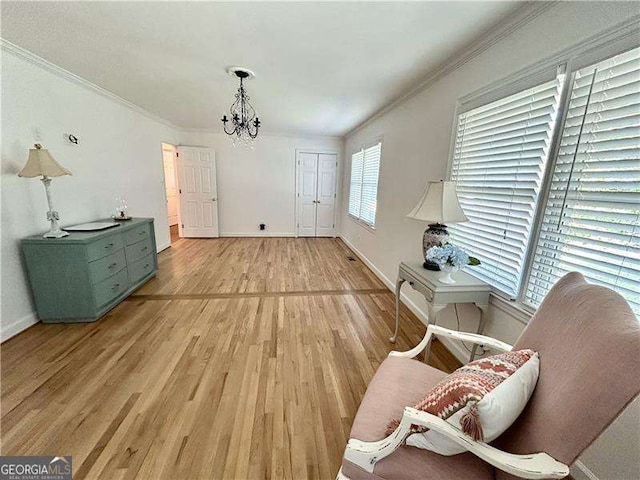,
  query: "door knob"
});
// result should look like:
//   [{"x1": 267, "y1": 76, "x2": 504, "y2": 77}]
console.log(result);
[
  {"x1": 212, "y1": 197, "x2": 217, "y2": 201},
  {"x1": 317, "y1": 200, "x2": 321, "y2": 204}
]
